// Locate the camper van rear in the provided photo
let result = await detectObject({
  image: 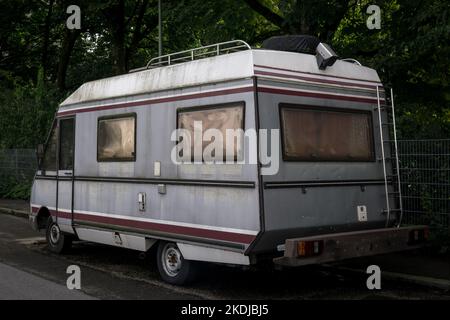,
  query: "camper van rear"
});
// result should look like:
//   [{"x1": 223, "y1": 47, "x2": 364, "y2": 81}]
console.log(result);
[{"x1": 29, "y1": 39, "x2": 427, "y2": 285}]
